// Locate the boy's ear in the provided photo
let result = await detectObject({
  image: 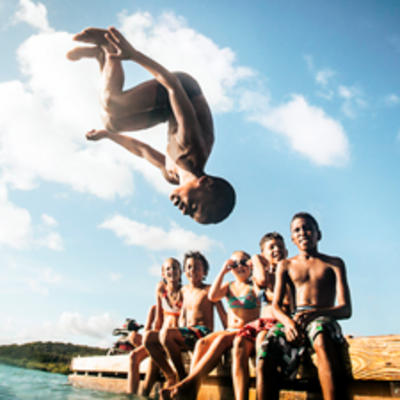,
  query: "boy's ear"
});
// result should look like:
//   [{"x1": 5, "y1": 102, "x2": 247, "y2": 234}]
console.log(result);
[
  {"x1": 284, "y1": 247, "x2": 288, "y2": 259},
  {"x1": 317, "y1": 230, "x2": 322, "y2": 241}
]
